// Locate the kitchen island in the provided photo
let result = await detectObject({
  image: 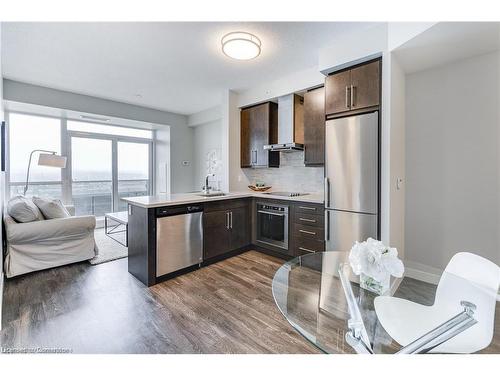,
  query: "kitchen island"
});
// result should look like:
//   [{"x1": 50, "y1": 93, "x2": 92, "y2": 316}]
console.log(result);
[{"x1": 123, "y1": 191, "x2": 324, "y2": 286}]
